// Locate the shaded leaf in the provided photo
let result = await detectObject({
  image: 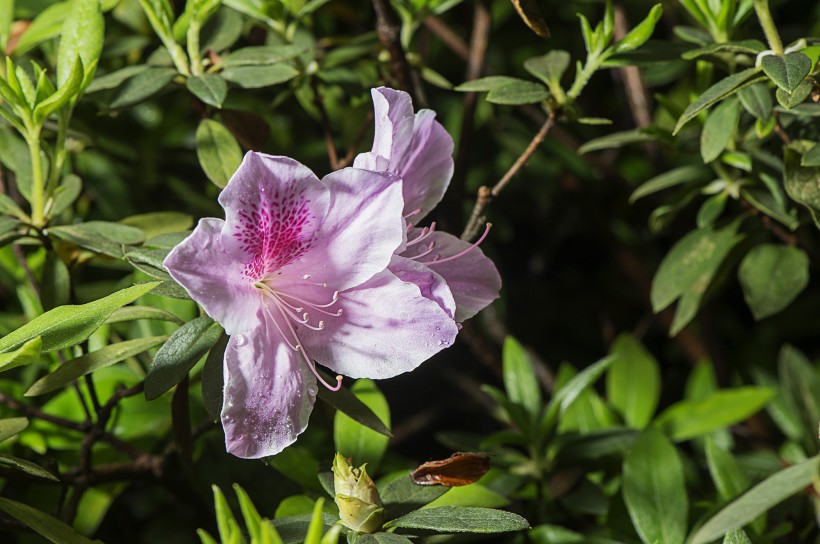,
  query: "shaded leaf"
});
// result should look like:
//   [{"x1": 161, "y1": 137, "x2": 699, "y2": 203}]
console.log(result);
[
  {"x1": 486, "y1": 81, "x2": 549, "y2": 105},
  {"x1": 334, "y1": 379, "x2": 390, "y2": 472},
  {"x1": 738, "y1": 244, "x2": 808, "y2": 319},
  {"x1": 0, "y1": 418, "x2": 29, "y2": 443},
  {"x1": 784, "y1": 140, "x2": 820, "y2": 227},
  {"x1": 0, "y1": 337, "x2": 42, "y2": 374},
  {"x1": 701, "y1": 98, "x2": 740, "y2": 163},
  {"x1": 109, "y1": 67, "x2": 176, "y2": 109},
  {"x1": 187, "y1": 74, "x2": 228, "y2": 108},
  {"x1": 0, "y1": 497, "x2": 102, "y2": 544},
  {"x1": 385, "y1": 506, "x2": 529, "y2": 533},
  {"x1": 674, "y1": 69, "x2": 762, "y2": 134},
  {"x1": 0, "y1": 453, "x2": 58, "y2": 481},
  {"x1": 196, "y1": 119, "x2": 243, "y2": 188},
  {"x1": 221, "y1": 64, "x2": 299, "y2": 89},
  {"x1": 511, "y1": 0, "x2": 549, "y2": 38},
  {"x1": 606, "y1": 334, "x2": 660, "y2": 428},
  {"x1": 502, "y1": 336, "x2": 541, "y2": 416},
  {"x1": 760, "y1": 52, "x2": 811, "y2": 93}
]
